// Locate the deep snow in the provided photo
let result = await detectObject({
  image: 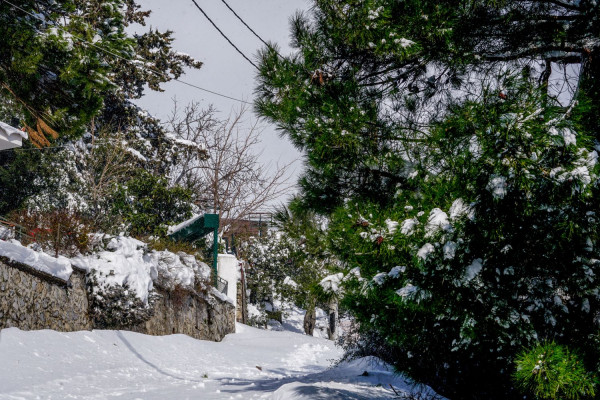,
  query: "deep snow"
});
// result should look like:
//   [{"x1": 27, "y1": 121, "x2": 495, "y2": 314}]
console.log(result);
[{"x1": 0, "y1": 323, "x2": 439, "y2": 399}]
